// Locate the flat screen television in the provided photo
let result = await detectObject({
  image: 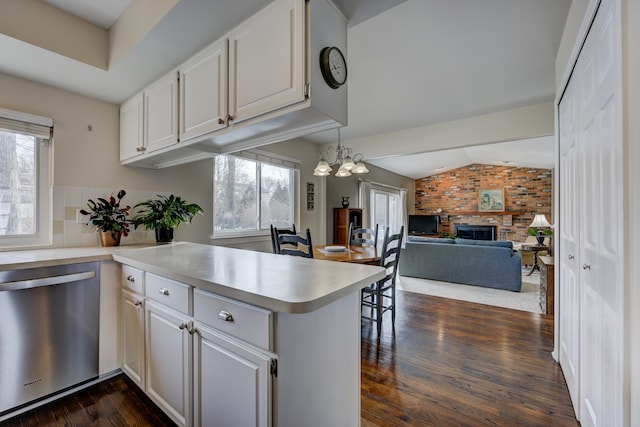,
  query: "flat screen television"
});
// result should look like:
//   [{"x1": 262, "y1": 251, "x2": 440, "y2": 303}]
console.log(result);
[{"x1": 408, "y1": 215, "x2": 439, "y2": 235}]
